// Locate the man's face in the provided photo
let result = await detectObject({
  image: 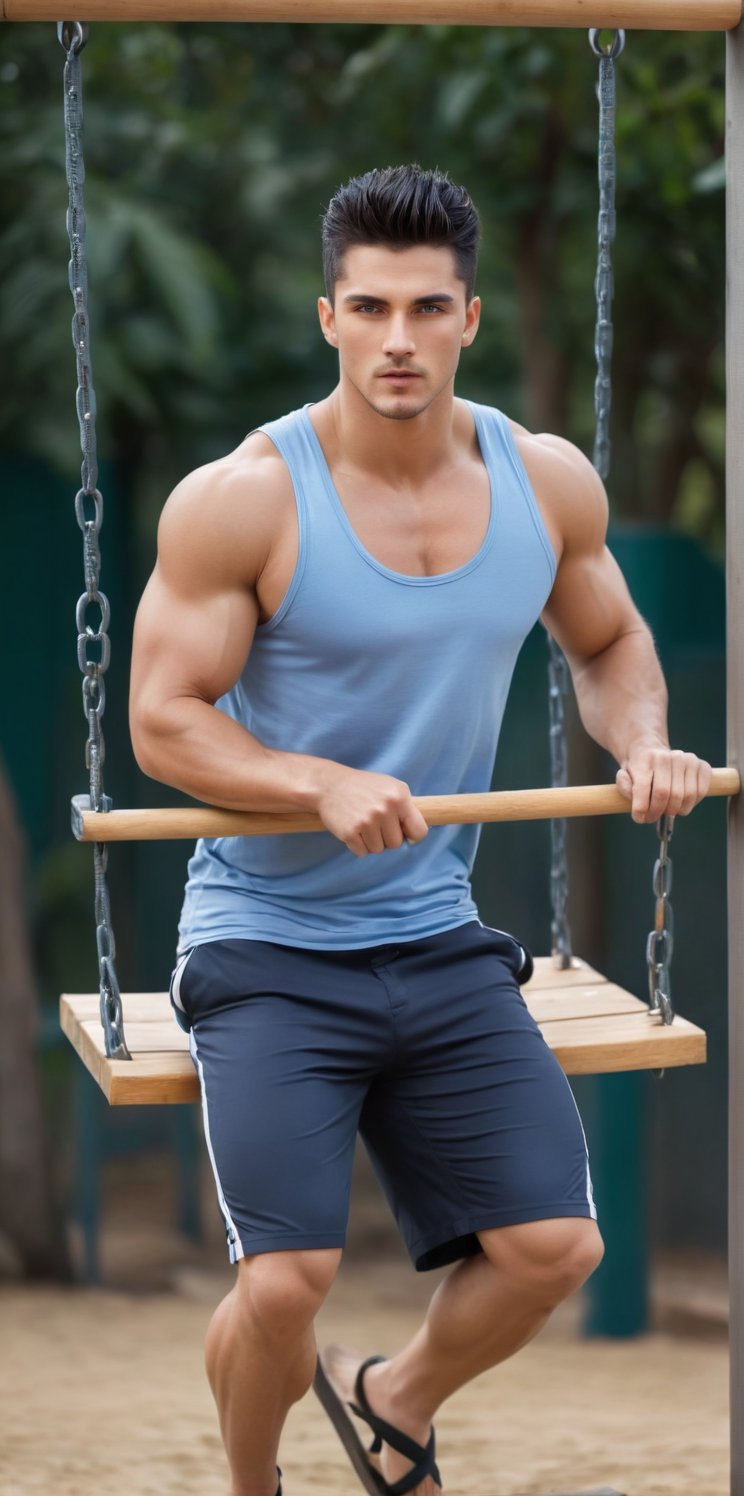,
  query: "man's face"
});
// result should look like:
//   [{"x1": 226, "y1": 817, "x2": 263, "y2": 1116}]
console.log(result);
[{"x1": 318, "y1": 243, "x2": 480, "y2": 421}]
